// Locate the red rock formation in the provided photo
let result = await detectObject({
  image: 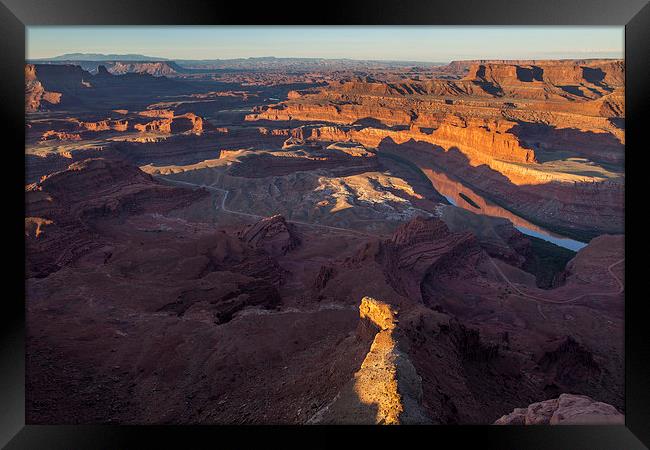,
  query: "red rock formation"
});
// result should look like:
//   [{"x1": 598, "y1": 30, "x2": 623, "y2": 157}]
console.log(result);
[
  {"x1": 250, "y1": 76, "x2": 634, "y2": 171},
  {"x1": 377, "y1": 216, "x2": 483, "y2": 301},
  {"x1": 461, "y1": 60, "x2": 624, "y2": 101},
  {"x1": 134, "y1": 112, "x2": 206, "y2": 134},
  {"x1": 537, "y1": 336, "x2": 601, "y2": 391},
  {"x1": 290, "y1": 115, "x2": 622, "y2": 238},
  {"x1": 25, "y1": 63, "x2": 186, "y2": 112},
  {"x1": 298, "y1": 120, "x2": 536, "y2": 166},
  {"x1": 113, "y1": 128, "x2": 287, "y2": 168},
  {"x1": 78, "y1": 119, "x2": 129, "y2": 132},
  {"x1": 258, "y1": 127, "x2": 292, "y2": 138},
  {"x1": 183, "y1": 113, "x2": 205, "y2": 133},
  {"x1": 464, "y1": 60, "x2": 623, "y2": 86},
  {"x1": 245, "y1": 60, "x2": 623, "y2": 187},
  {"x1": 313, "y1": 264, "x2": 336, "y2": 291},
  {"x1": 25, "y1": 64, "x2": 93, "y2": 112},
  {"x1": 25, "y1": 180, "x2": 625, "y2": 425},
  {"x1": 308, "y1": 297, "x2": 430, "y2": 425},
  {"x1": 248, "y1": 101, "x2": 415, "y2": 127},
  {"x1": 25, "y1": 217, "x2": 53, "y2": 238},
  {"x1": 238, "y1": 214, "x2": 301, "y2": 256},
  {"x1": 134, "y1": 119, "x2": 173, "y2": 133},
  {"x1": 138, "y1": 109, "x2": 176, "y2": 119},
  {"x1": 39, "y1": 130, "x2": 82, "y2": 141},
  {"x1": 226, "y1": 141, "x2": 379, "y2": 178},
  {"x1": 25, "y1": 64, "x2": 63, "y2": 112},
  {"x1": 494, "y1": 394, "x2": 624, "y2": 425},
  {"x1": 23, "y1": 57, "x2": 625, "y2": 426},
  {"x1": 25, "y1": 158, "x2": 207, "y2": 278}
]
